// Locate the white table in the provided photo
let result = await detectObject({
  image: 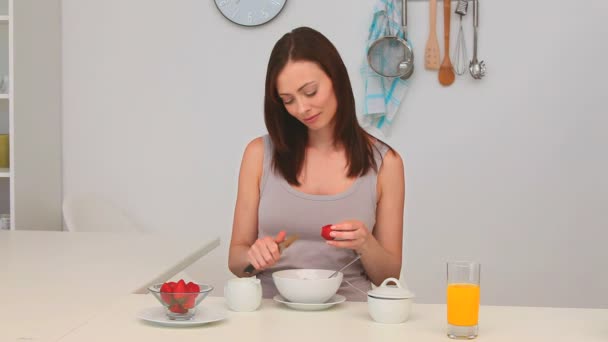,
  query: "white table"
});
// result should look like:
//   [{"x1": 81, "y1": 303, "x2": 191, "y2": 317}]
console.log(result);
[
  {"x1": 57, "y1": 296, "x2": 607, "y2": 342},
  {"x1": 0, "y1": 230, "x2": 220, "y2": 342}
]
